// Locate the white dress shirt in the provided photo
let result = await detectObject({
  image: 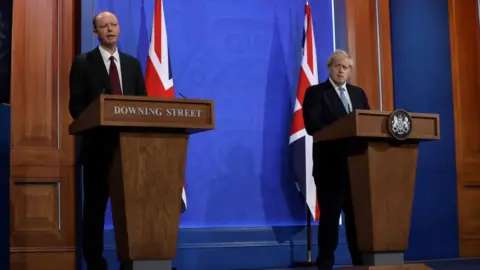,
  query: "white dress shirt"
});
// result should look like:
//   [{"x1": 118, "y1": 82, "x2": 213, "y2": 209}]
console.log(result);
[
  {"x1": 98, "y1": 46, "x2": 123, "y2": 93},
  {"x1": 329, "y1": 77, "x2": 352, "y2": 112}
]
